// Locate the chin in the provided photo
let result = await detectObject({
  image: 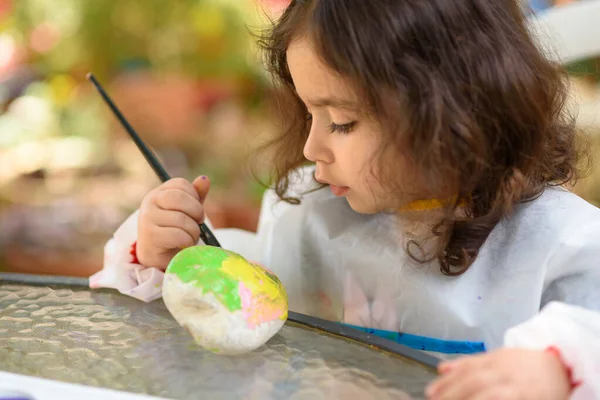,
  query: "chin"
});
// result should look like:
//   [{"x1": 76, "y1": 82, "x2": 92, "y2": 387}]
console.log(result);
[{"x1": 346, "y1": 197, "x2": 381, "y2": 215}]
